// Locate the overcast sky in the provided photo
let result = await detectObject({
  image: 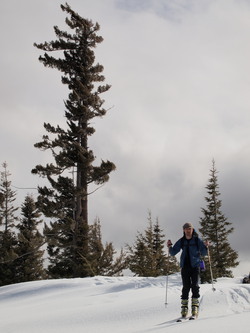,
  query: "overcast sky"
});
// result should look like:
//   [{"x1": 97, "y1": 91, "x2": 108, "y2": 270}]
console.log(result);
[{"x1": 0, "y1": 0, "x2": 249, "y2": 276}]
